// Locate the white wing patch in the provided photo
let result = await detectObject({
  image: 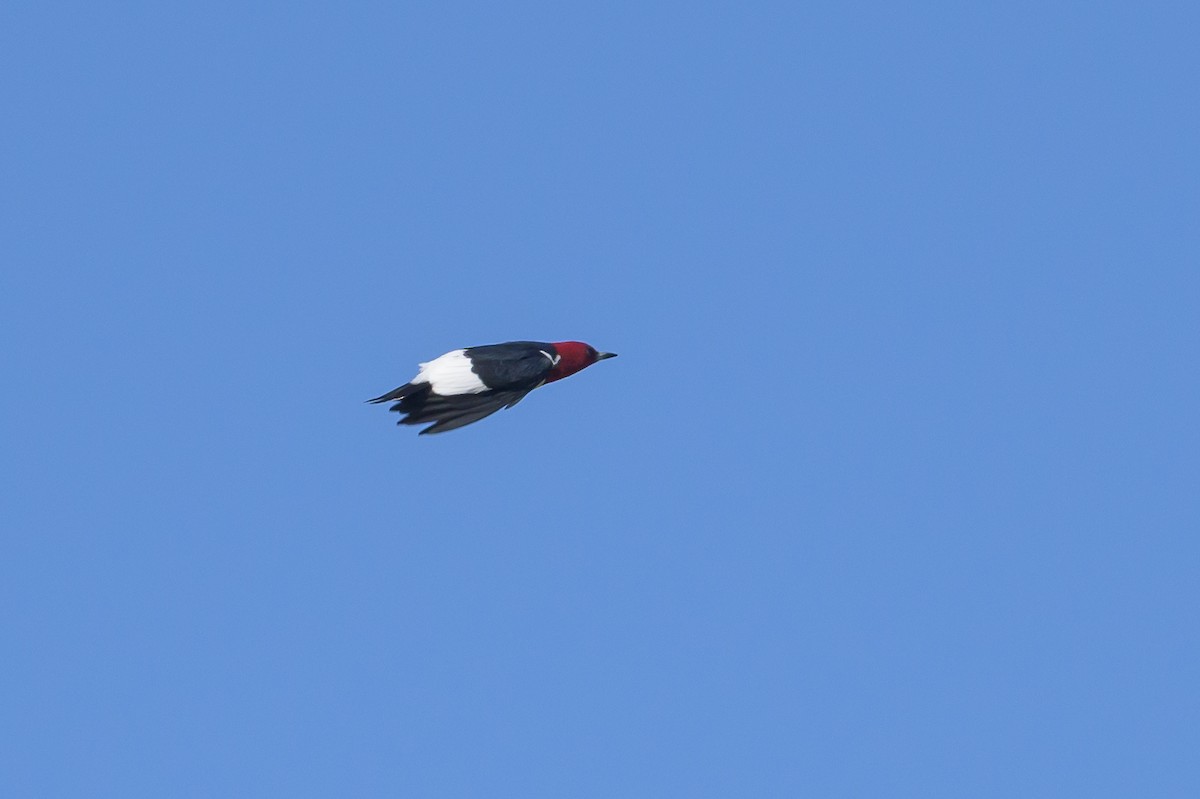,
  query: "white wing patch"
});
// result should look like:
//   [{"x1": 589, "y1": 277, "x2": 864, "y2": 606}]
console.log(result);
[
  {"x1": 411, "y1": 349, "x2": 488, "y2": 395},
  {"x1": 540, "y1": 350, "x2": 560, "y2": 366}
]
